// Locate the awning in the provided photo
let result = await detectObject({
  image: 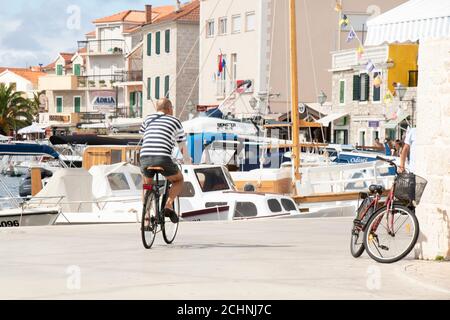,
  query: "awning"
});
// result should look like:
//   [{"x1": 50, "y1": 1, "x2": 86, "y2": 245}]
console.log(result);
[
  {"x1": 316, "y1": 113, "x2": 348, "y2": 127},
  {"x1": 384, "y1": 112, "x2": 410, "y2": 129},
  {"x1": 365, "y1": 0, "x2": 450, "y2": 46}
]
